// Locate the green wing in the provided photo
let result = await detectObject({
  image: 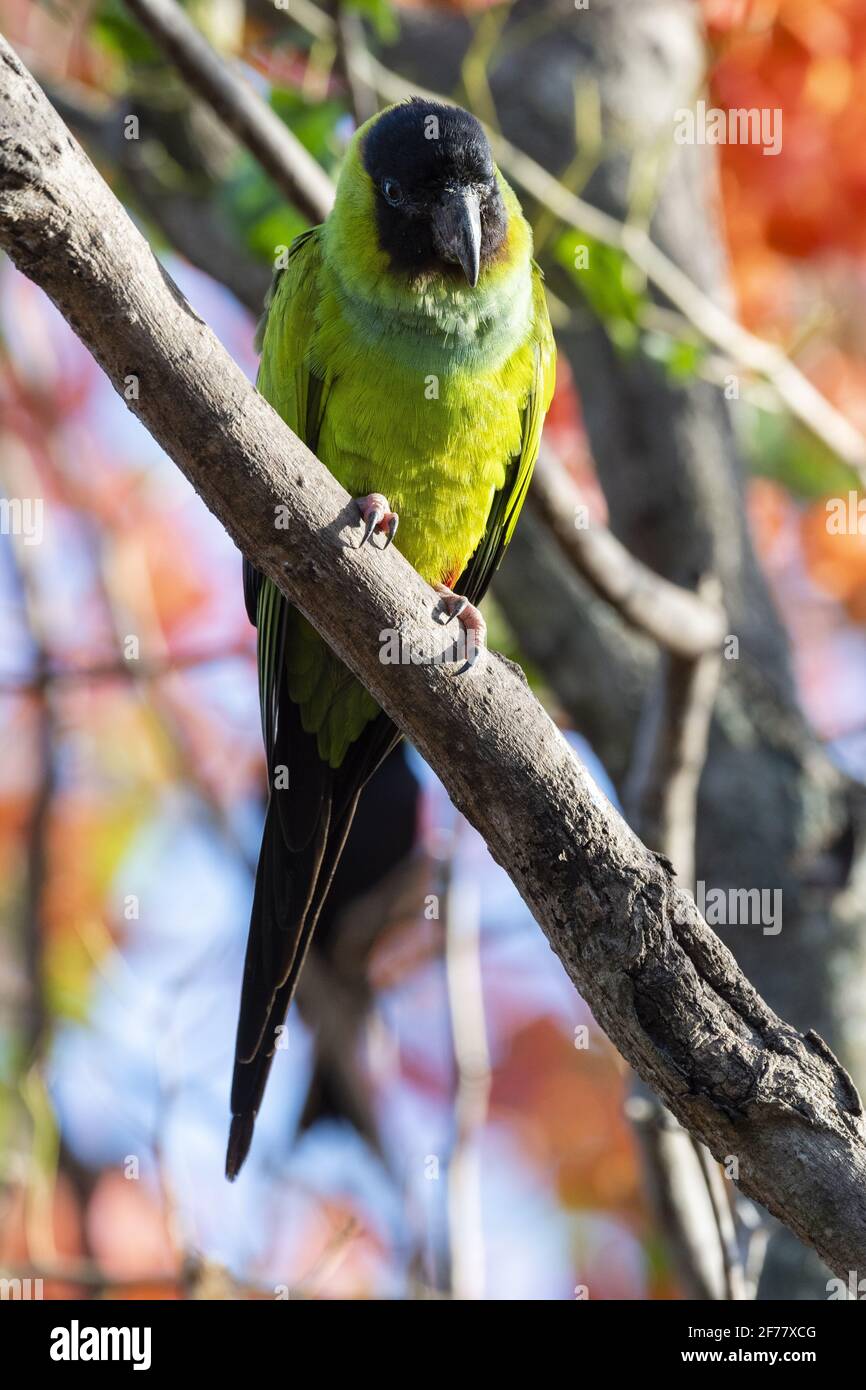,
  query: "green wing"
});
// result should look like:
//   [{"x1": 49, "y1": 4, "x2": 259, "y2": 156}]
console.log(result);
[{"x1": 244, "y1": 228, "x2": 328, "y2": 752}]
